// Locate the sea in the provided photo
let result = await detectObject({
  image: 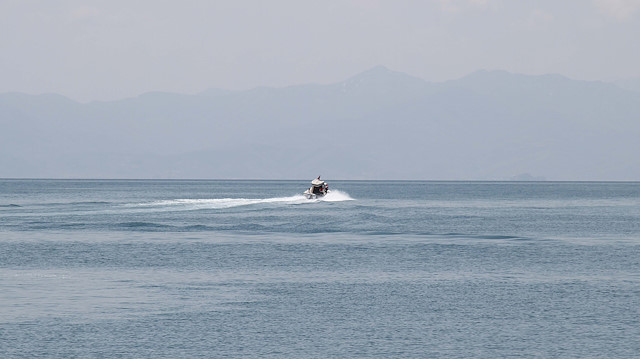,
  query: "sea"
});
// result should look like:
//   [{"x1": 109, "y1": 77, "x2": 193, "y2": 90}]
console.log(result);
[{"x1": 1, "y1": 179, "x2": 639, "y2": 358}]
